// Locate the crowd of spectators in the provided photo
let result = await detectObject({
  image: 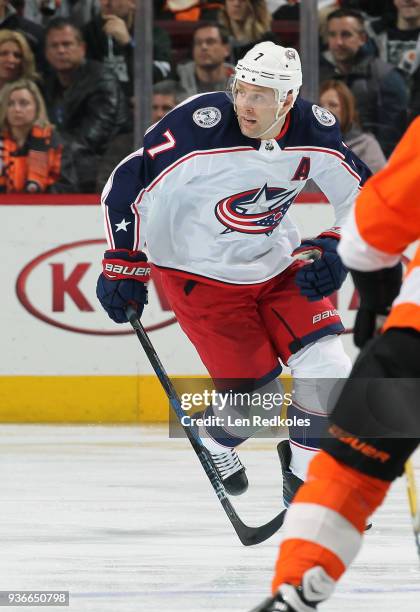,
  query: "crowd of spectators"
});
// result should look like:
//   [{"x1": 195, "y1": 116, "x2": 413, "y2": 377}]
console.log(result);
[{"x1": 0, "y1": 0, "x2": 417, "y2": 193}]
